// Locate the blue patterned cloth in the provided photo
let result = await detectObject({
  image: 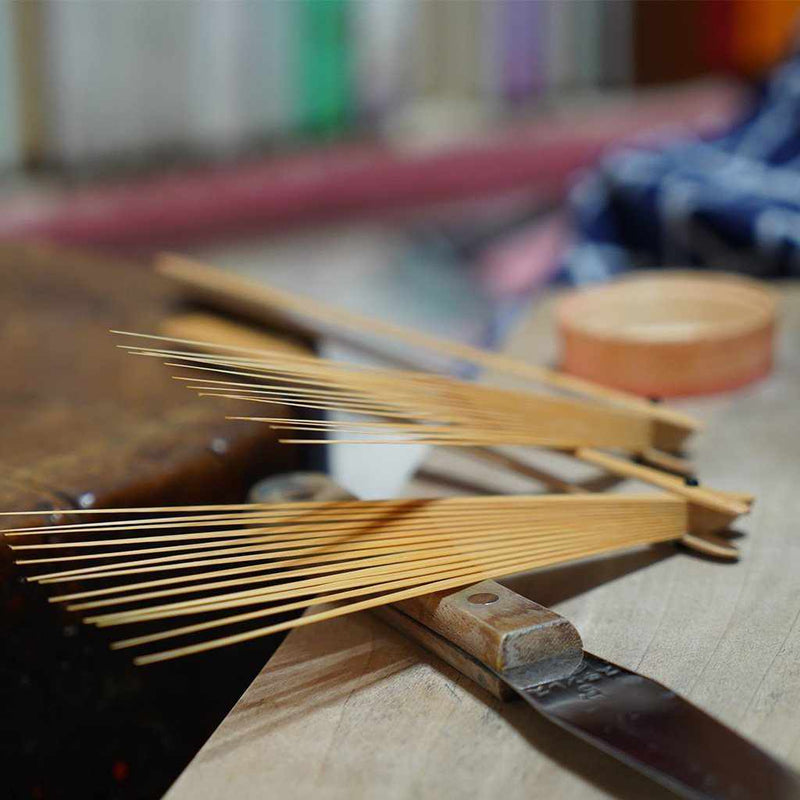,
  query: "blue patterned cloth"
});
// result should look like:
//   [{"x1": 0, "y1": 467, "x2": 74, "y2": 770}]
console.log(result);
[{"x1": 564, "y1": 58, "x2": 800, "y2": 284}]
